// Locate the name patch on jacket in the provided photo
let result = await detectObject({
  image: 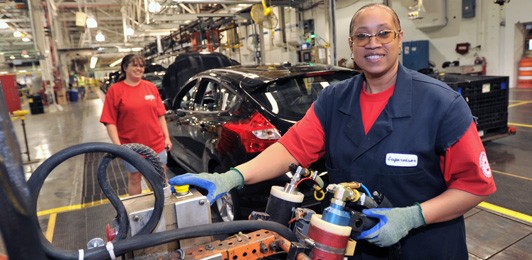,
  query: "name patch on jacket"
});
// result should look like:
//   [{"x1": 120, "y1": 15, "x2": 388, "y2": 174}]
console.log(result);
[
  {"x1": 386, "y1": 153, "x2": 418, "y2": 167},
  {"x1": 145, "y1": 94, "x2": 155, "y2": 101}
]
